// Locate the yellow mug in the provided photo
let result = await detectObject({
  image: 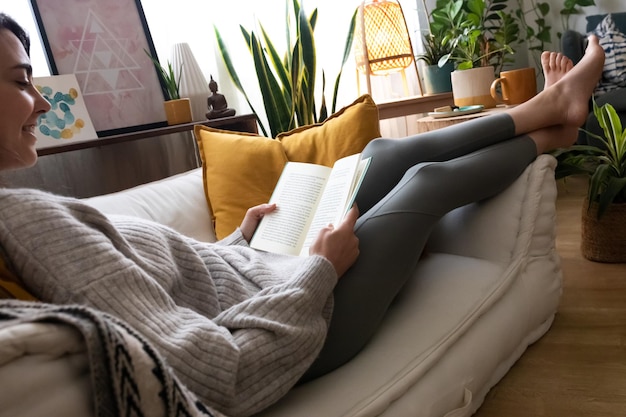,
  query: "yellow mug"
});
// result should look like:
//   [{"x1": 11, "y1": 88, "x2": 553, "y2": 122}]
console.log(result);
[{"x1": 490, "y1": 67, "x2": 537, "y2": 105}]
